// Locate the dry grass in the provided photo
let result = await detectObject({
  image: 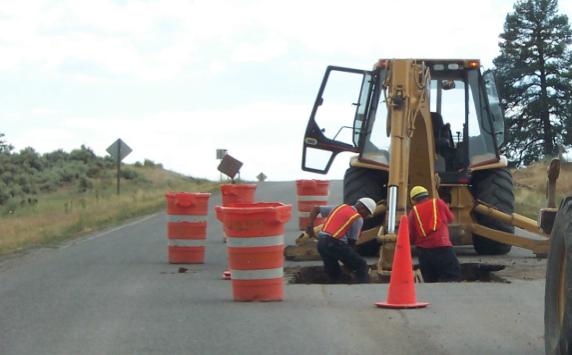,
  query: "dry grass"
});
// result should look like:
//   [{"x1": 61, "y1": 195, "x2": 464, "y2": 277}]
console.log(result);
[
  {"x1": 0, "y1": 167, "x2": 218, "y2": 255},
  {"x1": 512, "y1": 160, "x2": 572, "y2": 218}
]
